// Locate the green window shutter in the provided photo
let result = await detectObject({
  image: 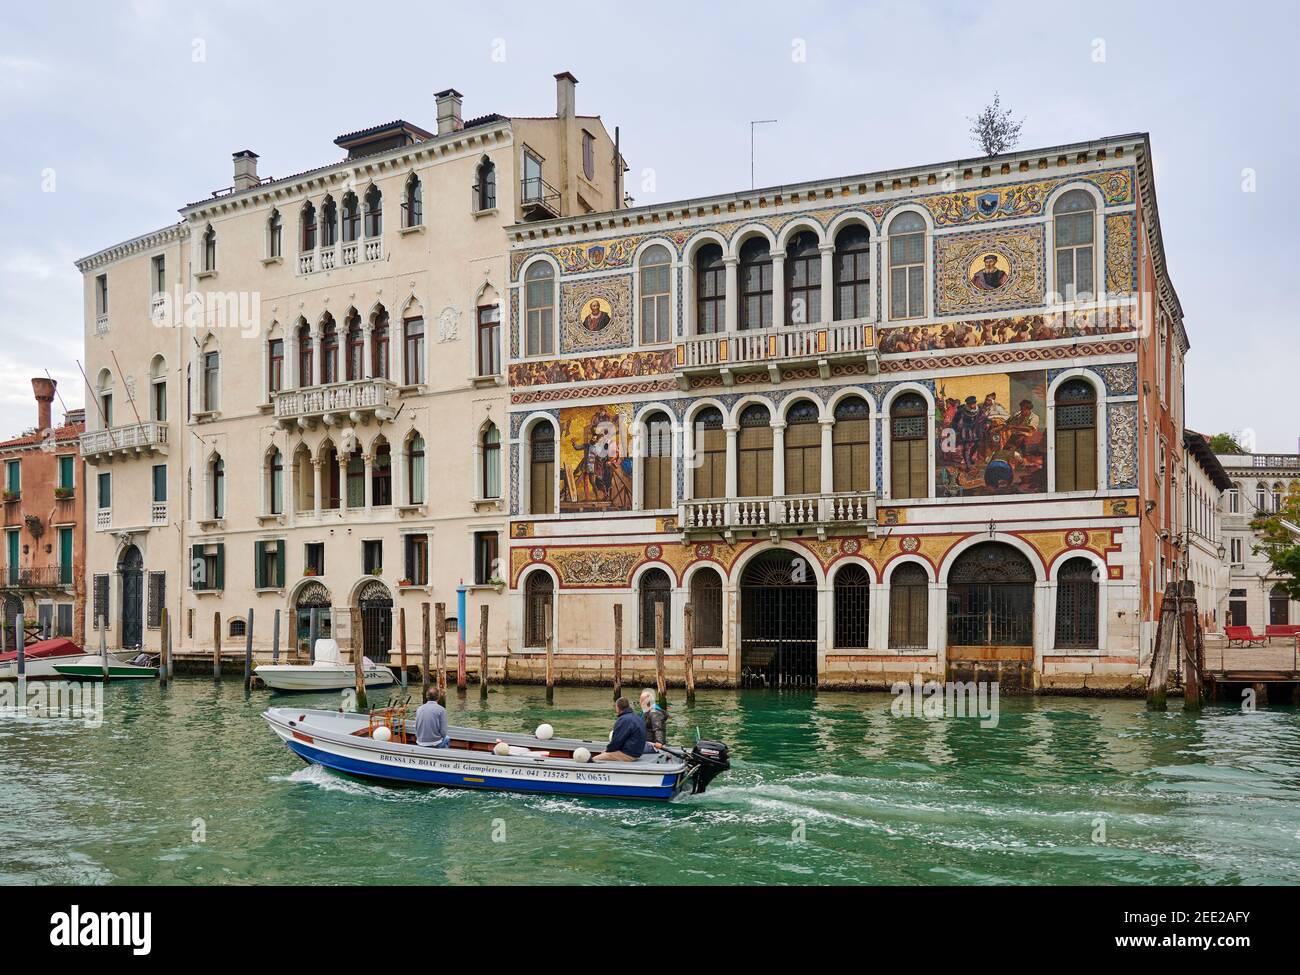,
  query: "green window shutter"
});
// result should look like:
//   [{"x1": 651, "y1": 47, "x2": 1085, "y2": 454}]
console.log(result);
[
  {"x1": 275, "y1": 540, "x2": 285, "y2": 588},
  {"x1": 59, "y1": 456, "x2": 73, "y2": 490},
  {"x1": 254, "y1": 542, "x2": 264, "y2": 590},
  {"x1": 191, "y1": 544, "x2": 205, "y2": 589},
  {"x1": 59, "y1": 528, "x2": 72, "y2": 584},
  {"x1": 214, "y1": 543, "x2": 225, "y2": 590}
]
